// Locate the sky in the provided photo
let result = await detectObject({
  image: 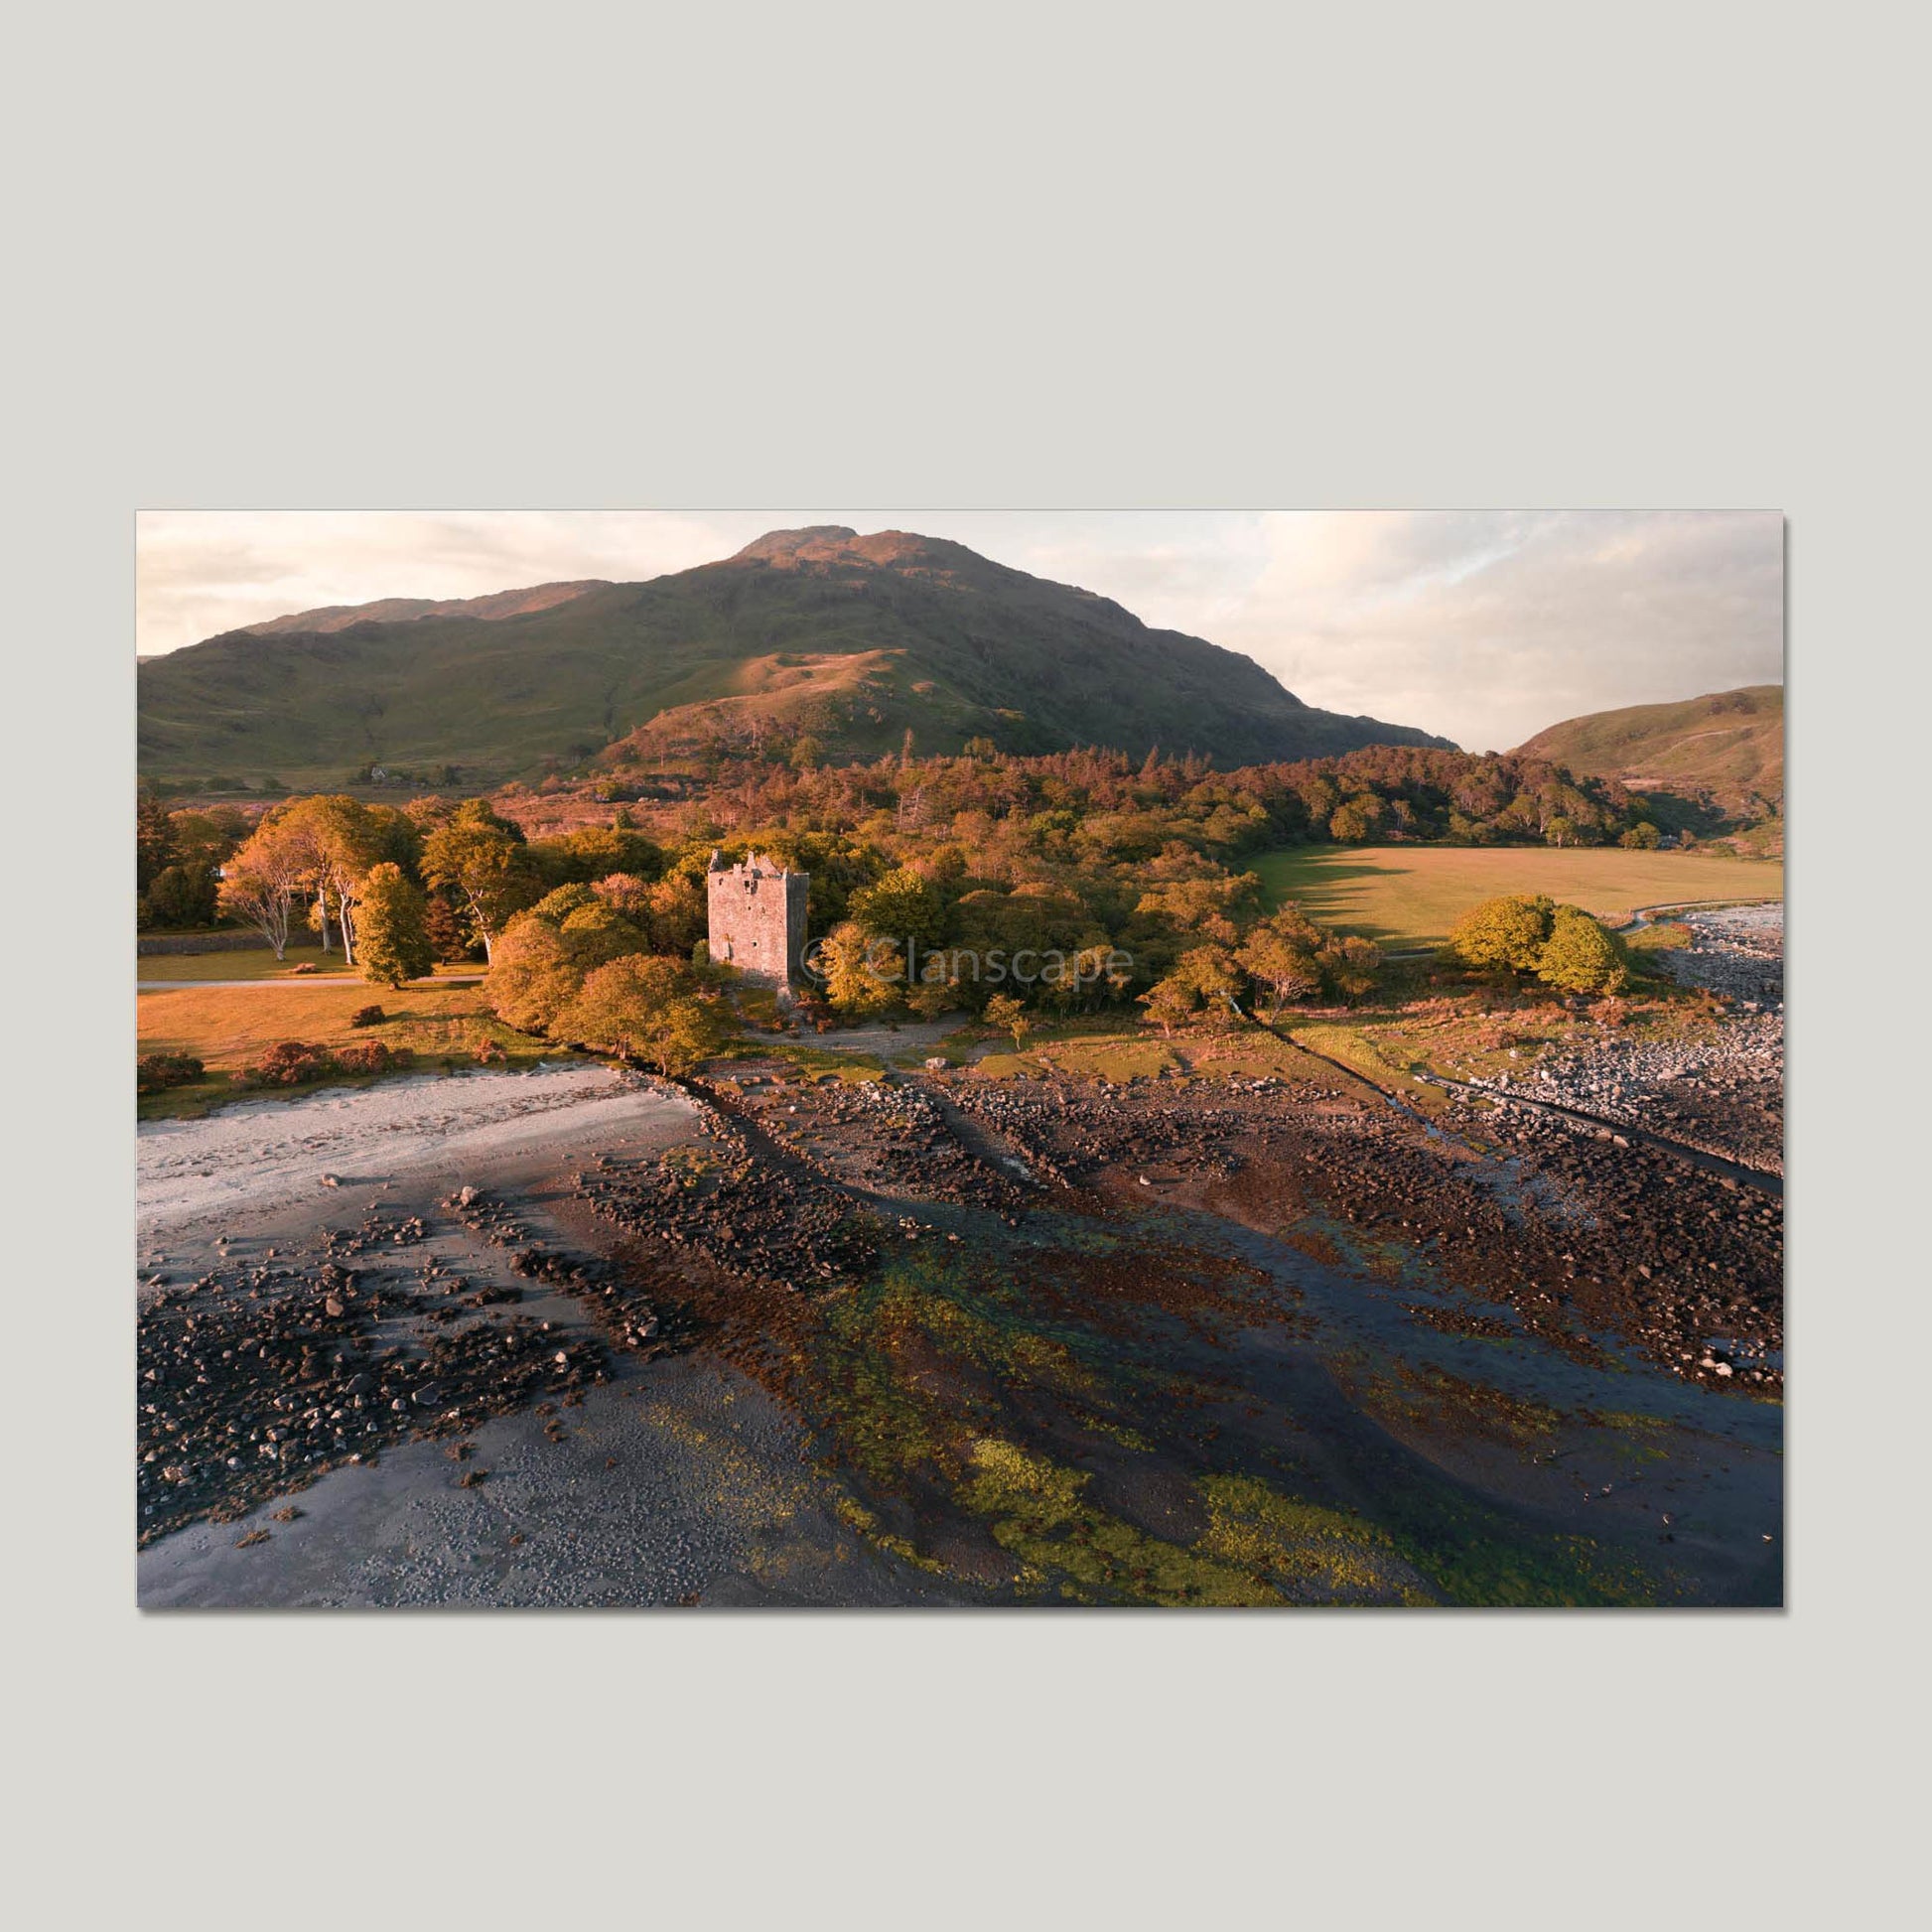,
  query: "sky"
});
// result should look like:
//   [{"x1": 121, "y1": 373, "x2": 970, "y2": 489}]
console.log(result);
[{"x1": 134, "y1": 509, "x2": 1783, "y2": 753}]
